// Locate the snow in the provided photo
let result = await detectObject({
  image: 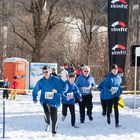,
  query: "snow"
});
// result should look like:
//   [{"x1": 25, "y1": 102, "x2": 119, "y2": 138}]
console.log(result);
[{"x1": 0, "y1": 92, "x2": 140, "y2": 140}]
